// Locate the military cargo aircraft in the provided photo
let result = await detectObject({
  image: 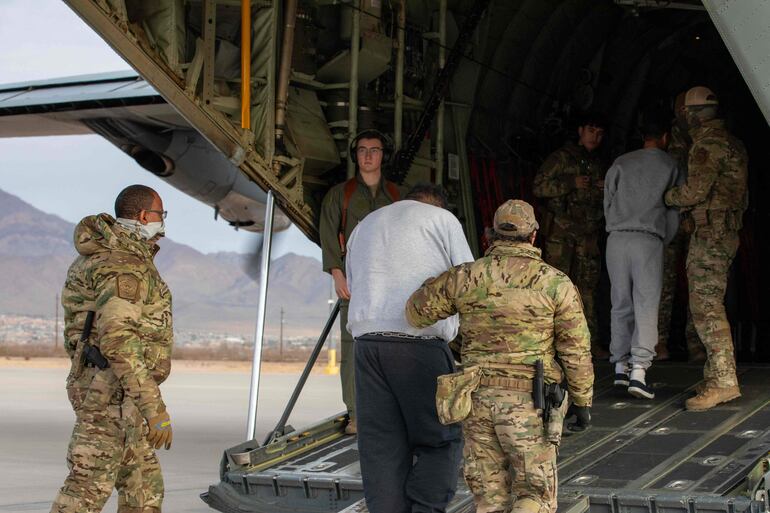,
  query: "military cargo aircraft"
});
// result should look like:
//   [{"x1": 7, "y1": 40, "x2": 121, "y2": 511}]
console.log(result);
[{"x1": 1, "y1": 1, "x2": 769, "y2": 512}]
